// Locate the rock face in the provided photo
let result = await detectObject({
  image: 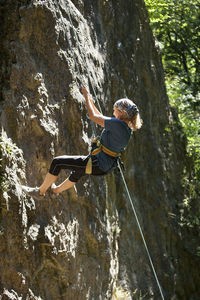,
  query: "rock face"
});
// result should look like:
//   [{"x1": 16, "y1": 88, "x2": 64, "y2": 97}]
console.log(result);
[{"x1": 0, "y1": 0, "x2": 200, "y2": 299}]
